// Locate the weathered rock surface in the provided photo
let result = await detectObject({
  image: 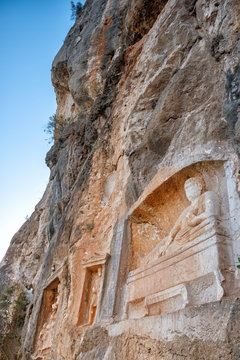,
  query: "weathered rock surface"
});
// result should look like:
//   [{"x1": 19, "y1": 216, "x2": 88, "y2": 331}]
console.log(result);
[{"x1": 1, "y1": 0, "x2": 240, "y2": 359}]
